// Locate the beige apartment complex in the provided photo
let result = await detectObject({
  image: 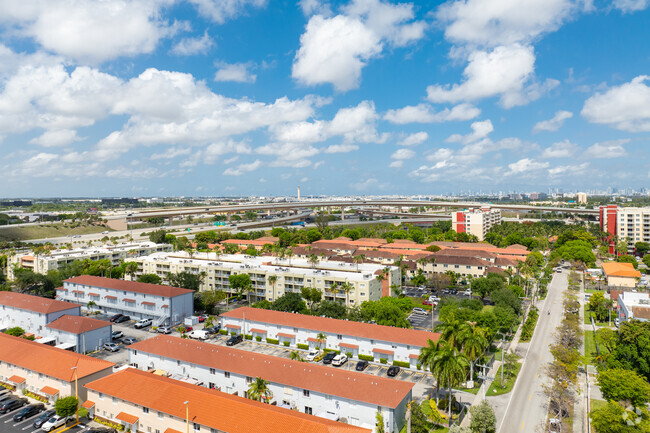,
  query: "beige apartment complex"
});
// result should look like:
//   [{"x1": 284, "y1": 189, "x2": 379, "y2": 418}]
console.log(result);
[{"x1": 451, "y1": 207, "x2": 501, "y2": 241}]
